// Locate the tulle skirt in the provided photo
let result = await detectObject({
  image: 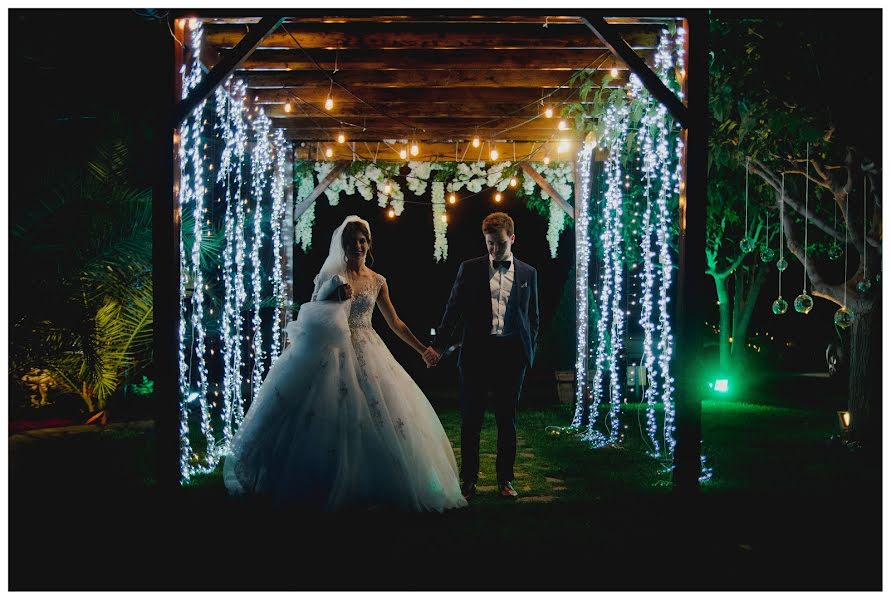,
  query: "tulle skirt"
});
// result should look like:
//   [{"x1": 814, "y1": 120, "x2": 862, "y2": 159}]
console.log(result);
[{"x1": 223, "y1": 300, "x2": 466, "y2": 512}]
